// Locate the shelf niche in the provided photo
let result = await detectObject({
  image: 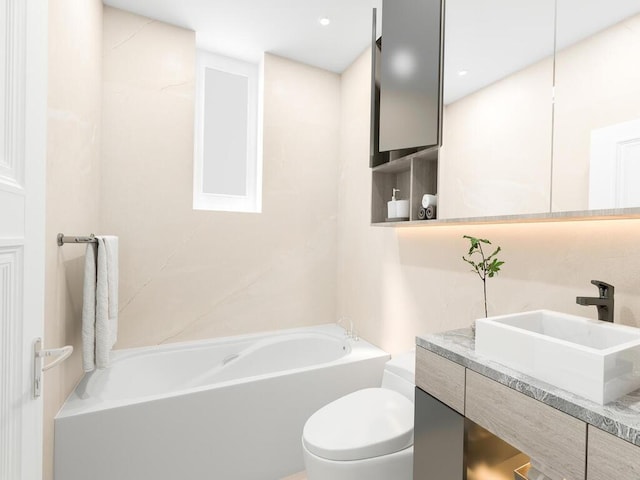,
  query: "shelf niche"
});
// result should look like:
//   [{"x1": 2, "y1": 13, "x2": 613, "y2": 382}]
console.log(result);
[{"x1": 371, "y1": 147, "x2": 438, "y2": 224}]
